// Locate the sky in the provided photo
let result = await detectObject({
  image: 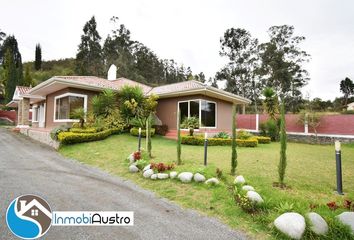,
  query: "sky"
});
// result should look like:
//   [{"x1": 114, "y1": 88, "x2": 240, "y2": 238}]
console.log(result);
[{"x1": 1, "y1": 0, "x2": 354, "y2": 100}]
